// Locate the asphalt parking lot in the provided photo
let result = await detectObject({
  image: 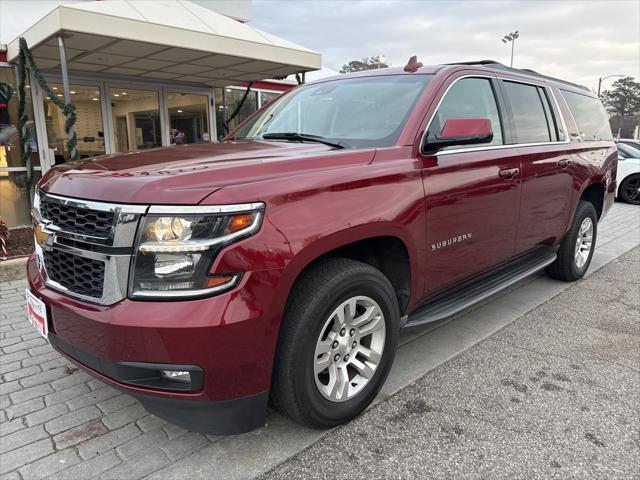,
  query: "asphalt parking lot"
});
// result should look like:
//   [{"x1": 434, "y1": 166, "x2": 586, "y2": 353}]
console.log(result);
[
  {"x1": 0, "y1": 202, "x2": 638, "y2": 479},
  {"x1": 262, "y1": 246, "x2": 640, "y2": 480}
]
